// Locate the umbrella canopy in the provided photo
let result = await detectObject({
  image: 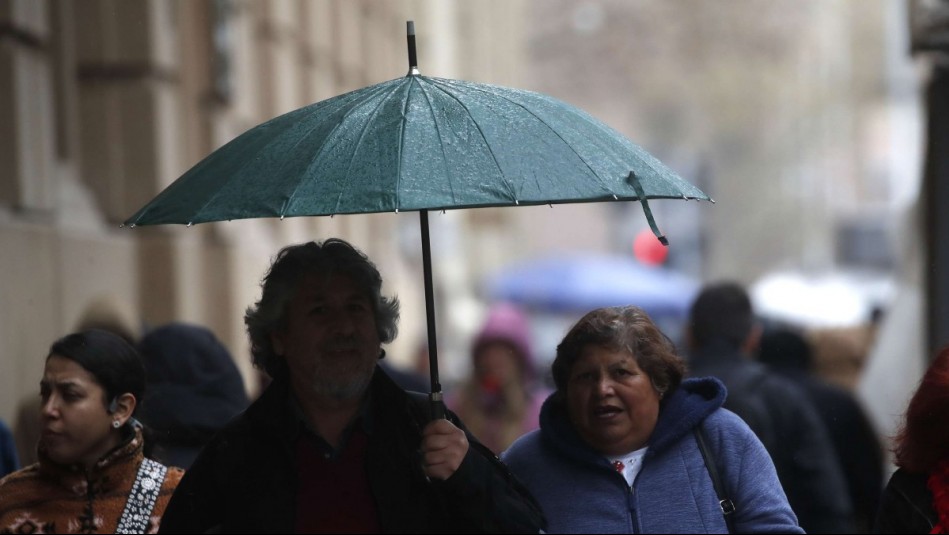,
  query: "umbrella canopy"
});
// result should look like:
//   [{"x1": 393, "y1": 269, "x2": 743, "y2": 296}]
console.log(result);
[
  {"x1": 485, "y1": 253, "x2": 700, "y2": 318},
  {"x1": 124, "y1": 22, "x2": 711, "y2": 406},
  {"x1": 125, "y1": 77, "x2": 707, "y2": 227}
]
